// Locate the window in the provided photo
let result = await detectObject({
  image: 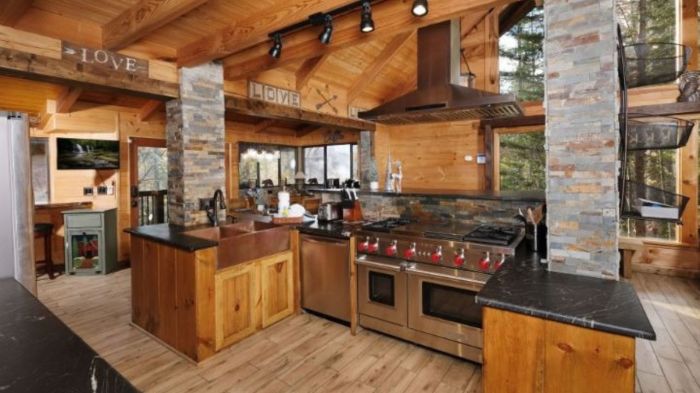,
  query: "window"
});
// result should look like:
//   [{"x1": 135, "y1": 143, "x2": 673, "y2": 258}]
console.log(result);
[
  {"x1": 30, "y1": 138, "x2": 50, "y2": 204},
  {"x1": 499, "y1": 6, "x2": 544, "y2": 101},
  {"x1": 497, "y1": 130, "x2": 545, "y2": 191},
  {"x1": 617, "y1": 0, "x2": 677, "y2": 45},
  {"x1": 302, "y1": 144, "x2": 357, "y2": 184},
  {"x1": 238, "y1": 143, "x2": 295, "y2": 188}
]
